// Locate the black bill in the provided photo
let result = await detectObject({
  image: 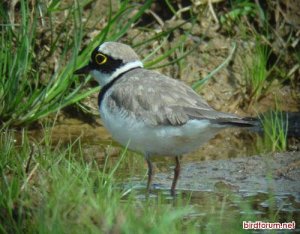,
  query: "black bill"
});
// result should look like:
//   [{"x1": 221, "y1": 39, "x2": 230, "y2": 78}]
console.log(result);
[{"x1": 74, "y1": 64, "x2": 91, "y2": 75}]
